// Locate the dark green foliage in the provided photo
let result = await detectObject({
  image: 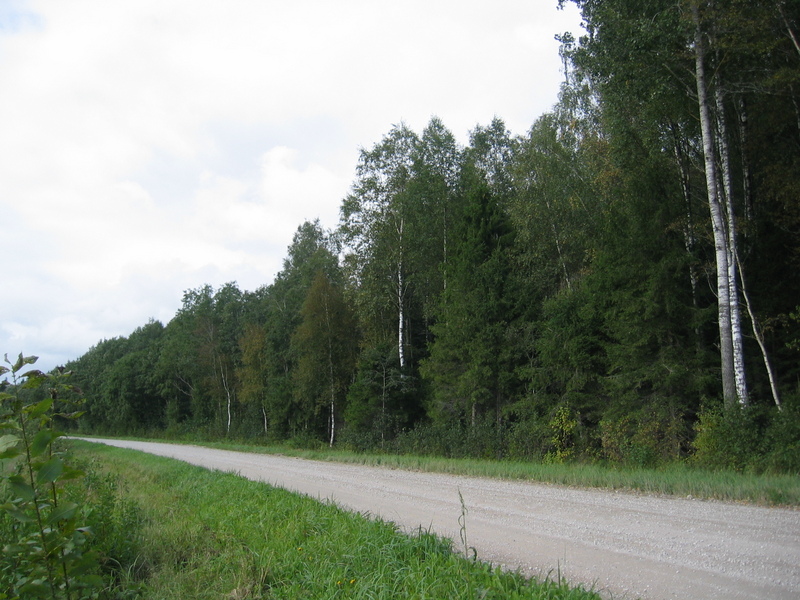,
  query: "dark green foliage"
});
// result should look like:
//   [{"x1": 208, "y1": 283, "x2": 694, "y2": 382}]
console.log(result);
[
  {"x1": 342, "y1": 342, "x2": 411, "y2": 451},
  {"x1": 292, "y1": 270, "x2": 359, "y2": 445},
  {"x1": 65, "y1": 4, "x2": 800, "y2": 470},
  {"x1": 693, "y1": 398, "x2": 800, "y2": 474},
  {"x1": 391, "y1": 418, "x2": 510, "y2": 460},
  {"x1": 422, "y1": 162, "x2": 522, "y2": 427}
]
